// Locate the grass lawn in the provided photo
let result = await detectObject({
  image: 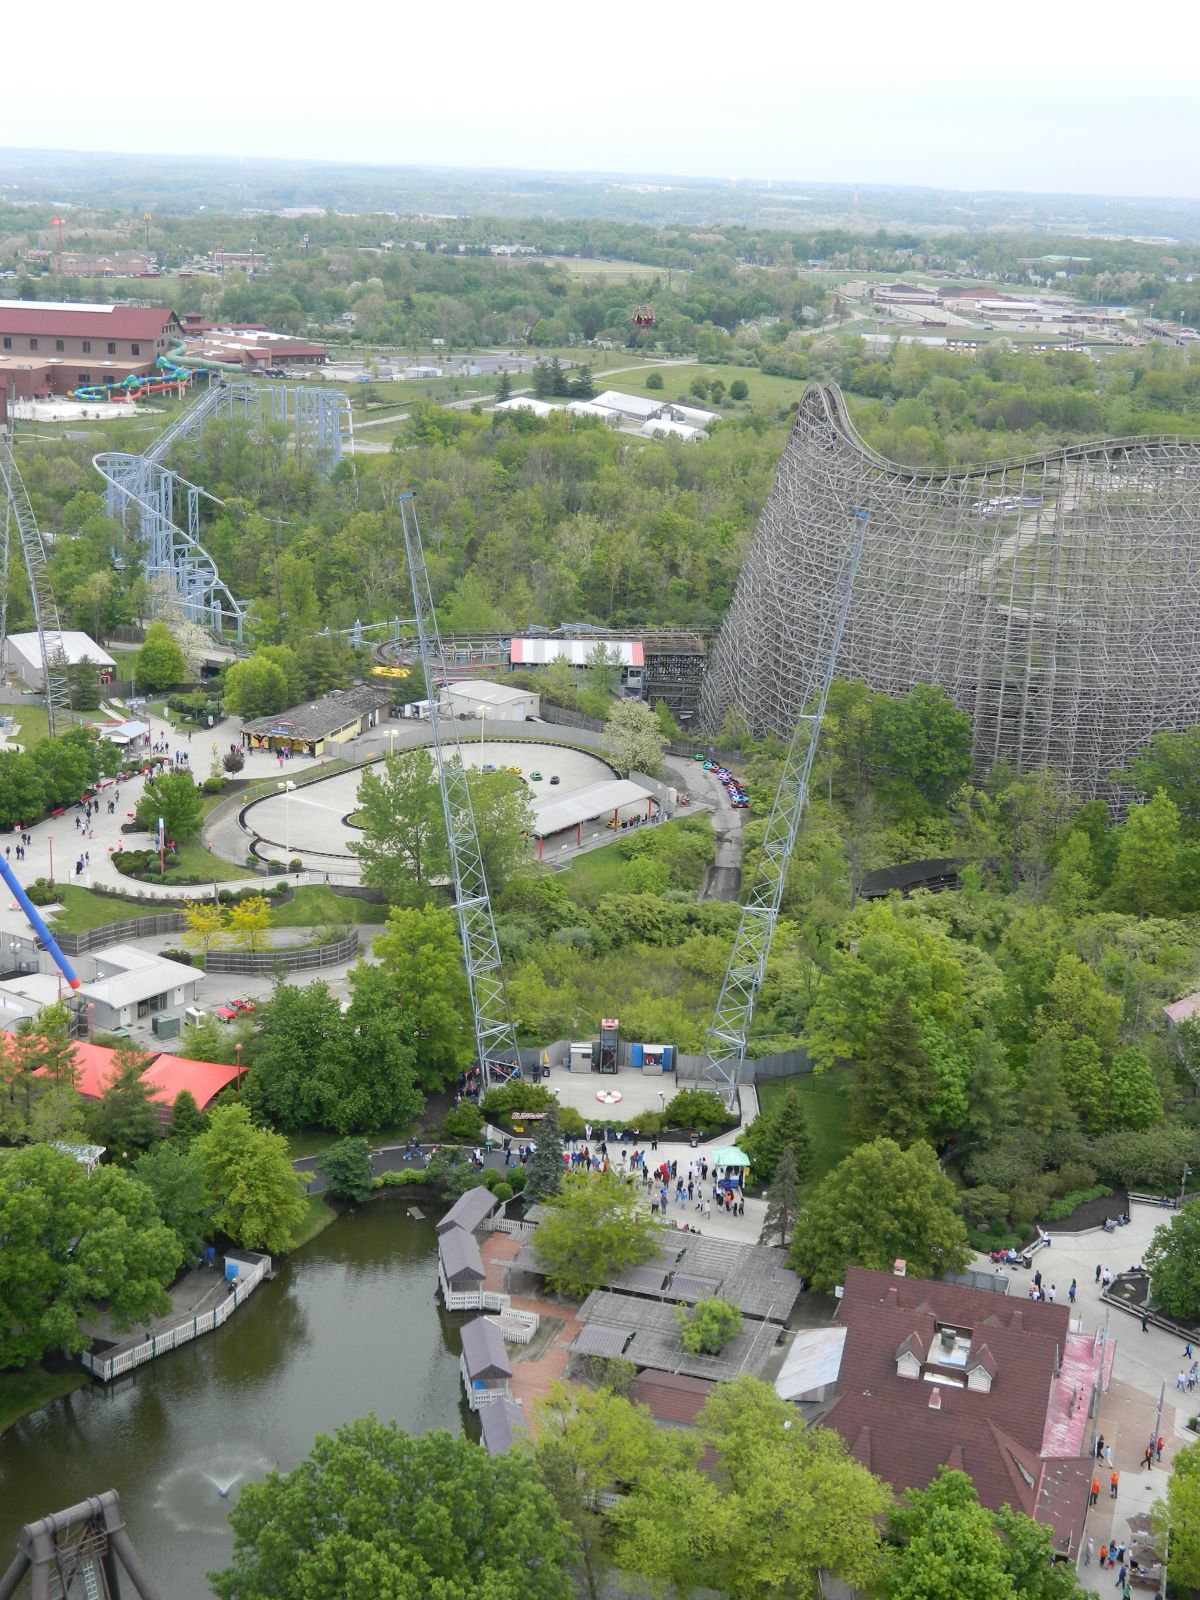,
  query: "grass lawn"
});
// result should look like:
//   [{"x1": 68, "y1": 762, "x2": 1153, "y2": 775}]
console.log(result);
[
  {"x1": 756, "y1": 1068, "x2": 854, "y2": 1192},
  {"x1": 0, "y1": 1364, "x2": 88, "y2": 1435},
  {"x1": 541, "y1": 257, "x2": 679, "y2": 283},
  {"x1": 270, "y1": 884, "x2": 388, "y2": 927},
  {"x1": 49, "y1": 884, "x2": 176, "y2": 931},
  {"x1": 286, "y1": 1116, "x2": 420, "y2": 1163},
  {"x1": 558, "y1": 814, "x2": 713, "y2": 907},
  {"x1": 600, "y1": 361, "x2": 811, "y2": 417},
  {"x1": 292, "y1": 1191, "x2": 338, "y2": 1248},
  {"x1": 136, "y1": 842, "x2": 255, "y2": 886}
]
